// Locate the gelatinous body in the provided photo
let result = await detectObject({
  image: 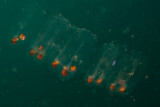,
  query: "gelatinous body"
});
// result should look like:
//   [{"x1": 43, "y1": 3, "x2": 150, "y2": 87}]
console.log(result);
[
  {"x1": 107, "y1": 51, "x2": 144, "y2": 94},
  {"x1": 30, "y1": 14, "x2": 97, "y2": 79},
  {"x1": 86, "y1": 42, "x2": 125, "y2": 85},
  {"x1": 11, "y1": 10, "x2": 145, "y2": 95}
]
